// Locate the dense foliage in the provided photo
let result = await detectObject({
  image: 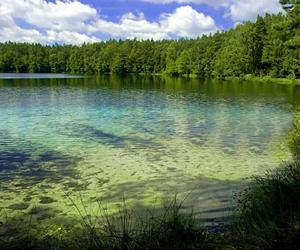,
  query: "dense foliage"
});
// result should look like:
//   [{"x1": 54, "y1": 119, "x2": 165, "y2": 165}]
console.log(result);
[
  {"x1": 290, "y1": 111, "x2": 300, "y2": 160},
  {"x1": 0, "y1": 3, "x2": 299, "y2": 79}
]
